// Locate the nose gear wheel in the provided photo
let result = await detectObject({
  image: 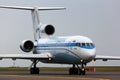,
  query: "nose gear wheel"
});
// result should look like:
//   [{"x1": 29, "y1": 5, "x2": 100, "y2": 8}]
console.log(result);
[{"x1": 69, "y1": 64, "x2": 86, "y2": 75}]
